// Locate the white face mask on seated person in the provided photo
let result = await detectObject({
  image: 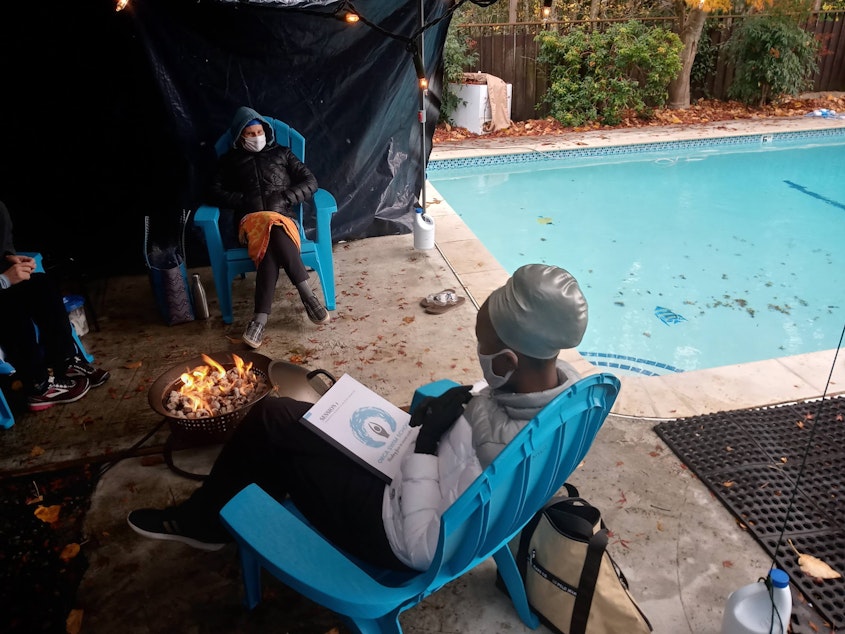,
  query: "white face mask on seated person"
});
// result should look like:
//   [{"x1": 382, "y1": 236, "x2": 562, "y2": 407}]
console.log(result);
[
  {"x1": 242, "y1": 134, "x2": 266, "y2": 152},
  {"x1": 476, "y1": 344, "x2": 518, "y2": 390}
]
